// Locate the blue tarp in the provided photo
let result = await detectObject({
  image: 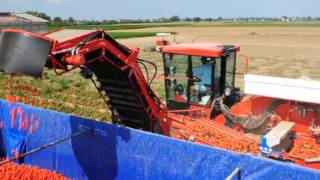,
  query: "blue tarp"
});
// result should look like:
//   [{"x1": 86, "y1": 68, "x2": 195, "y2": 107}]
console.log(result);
[{"x1": 0, "y1": 99, "x2": 319, "y2": 179}]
